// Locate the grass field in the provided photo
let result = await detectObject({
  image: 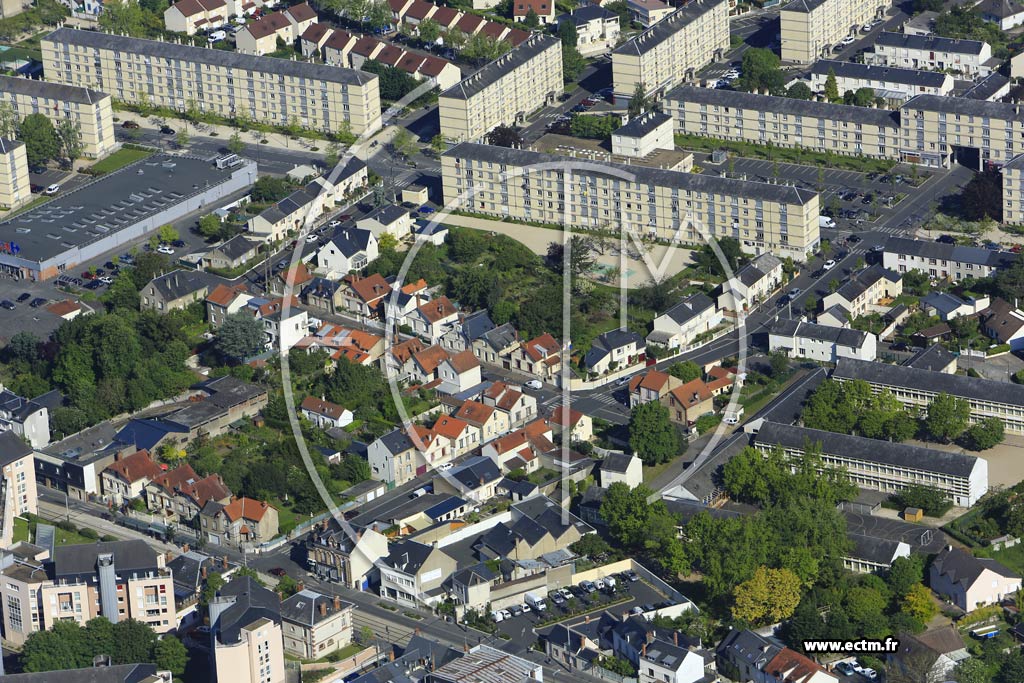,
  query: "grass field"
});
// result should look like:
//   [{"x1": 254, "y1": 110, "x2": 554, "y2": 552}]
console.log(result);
[
  {"x1": 13, "y1": 516, "x2": 29, "y2": 543},
  {"x1": 88, "y1": 148, "x2": 153, "y2": 175}
]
